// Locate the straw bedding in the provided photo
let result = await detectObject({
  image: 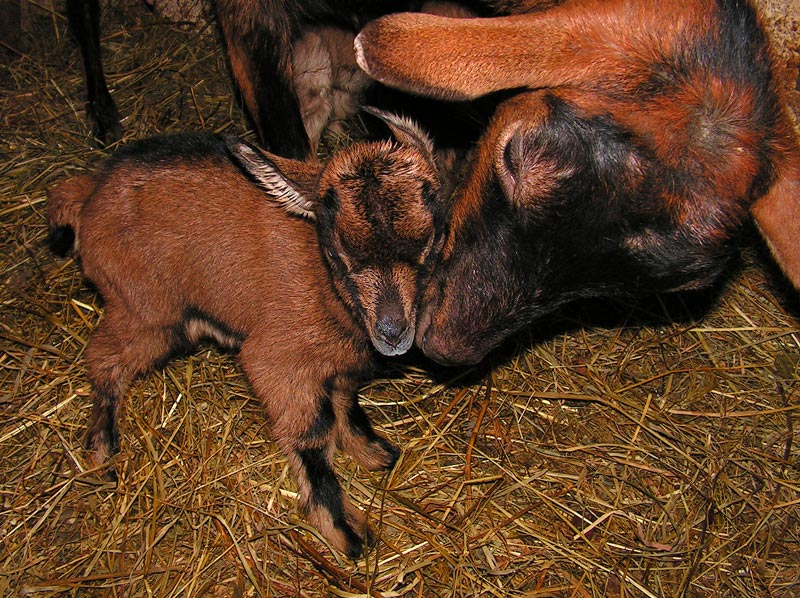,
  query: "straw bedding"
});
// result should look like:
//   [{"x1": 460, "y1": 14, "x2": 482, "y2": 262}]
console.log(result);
[{"x1": 1, "y1": 1, "x2": 799, "y2": 595}]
